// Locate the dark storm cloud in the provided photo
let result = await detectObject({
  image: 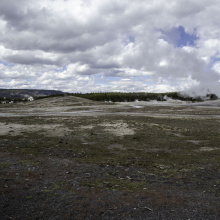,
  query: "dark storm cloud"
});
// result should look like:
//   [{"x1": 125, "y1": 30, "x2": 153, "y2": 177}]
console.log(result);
[{"x1": 4, "y1": 53, "x2": 56, "y2": 65}]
